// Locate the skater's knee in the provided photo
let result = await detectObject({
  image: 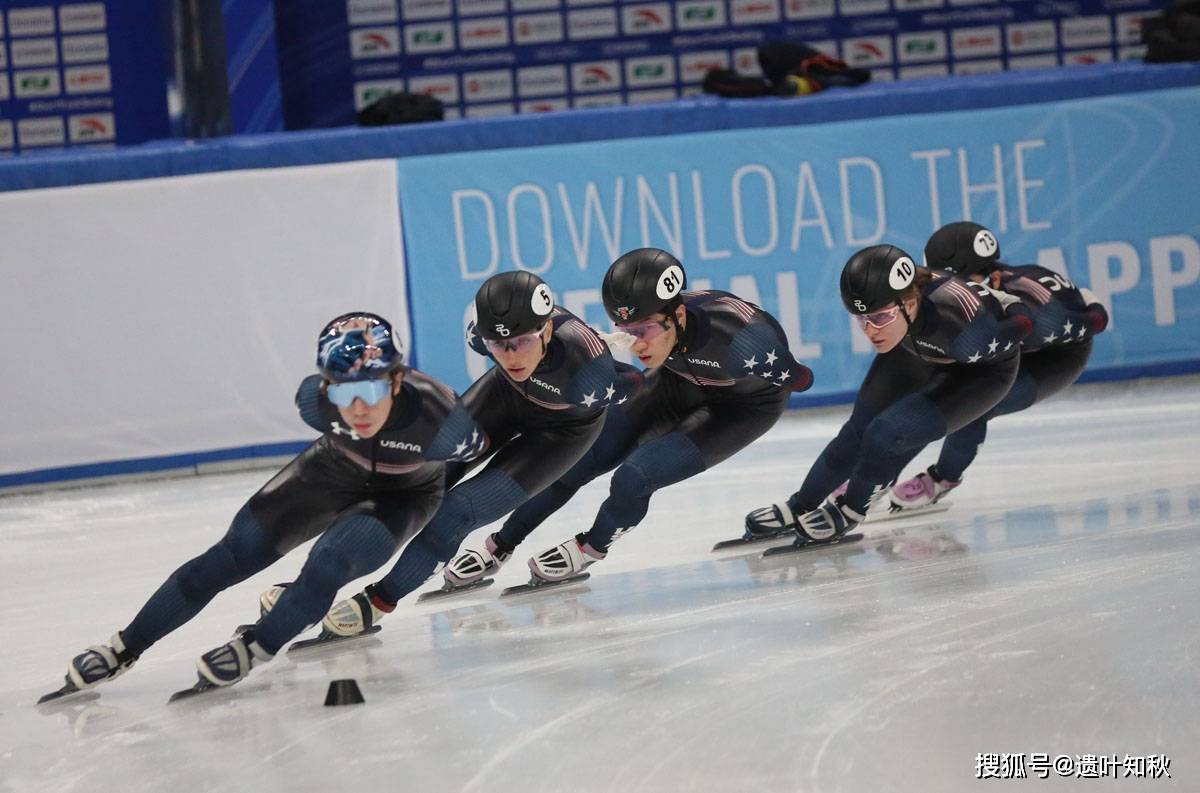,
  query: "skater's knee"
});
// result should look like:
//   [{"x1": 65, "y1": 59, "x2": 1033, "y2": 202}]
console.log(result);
[
  {"x1": 611, "y1": 461, "x2": 654, "y2": 498},
  {"x1": 175, "y1": 542, "x2": 240, "y2": 601}
]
